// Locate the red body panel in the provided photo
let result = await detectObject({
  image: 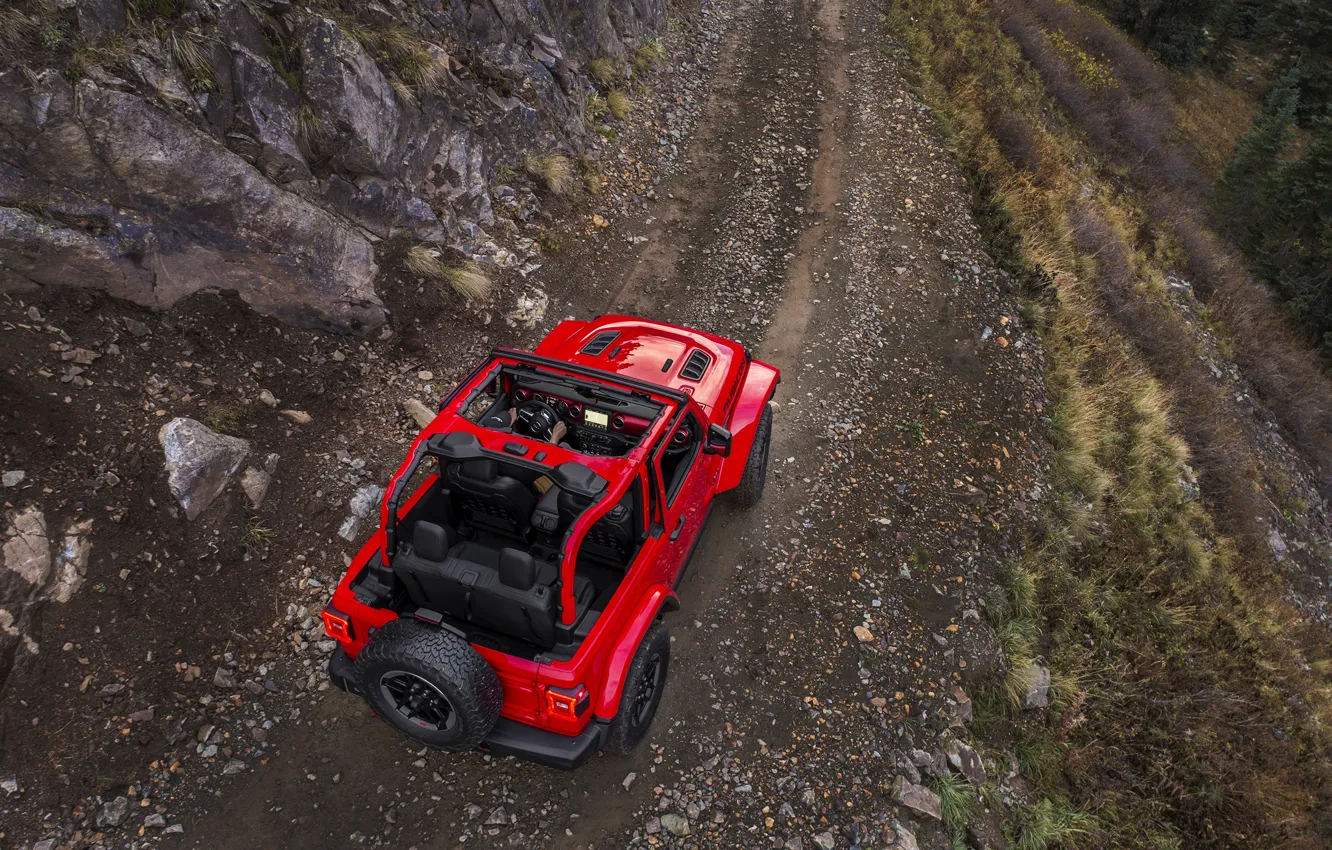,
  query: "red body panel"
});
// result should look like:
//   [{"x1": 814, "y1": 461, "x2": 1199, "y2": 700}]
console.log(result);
[{"x1": 327, "y1": 317, "x2": 778, "y2": 738}]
